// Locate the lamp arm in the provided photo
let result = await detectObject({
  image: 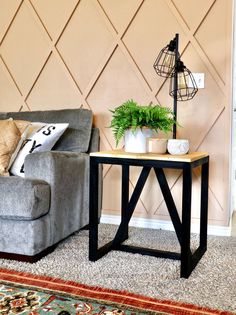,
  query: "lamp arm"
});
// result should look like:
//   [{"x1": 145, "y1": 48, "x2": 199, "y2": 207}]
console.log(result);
[{"x1": 173, "y1": 33, "x2": 179, "y2": 139}]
